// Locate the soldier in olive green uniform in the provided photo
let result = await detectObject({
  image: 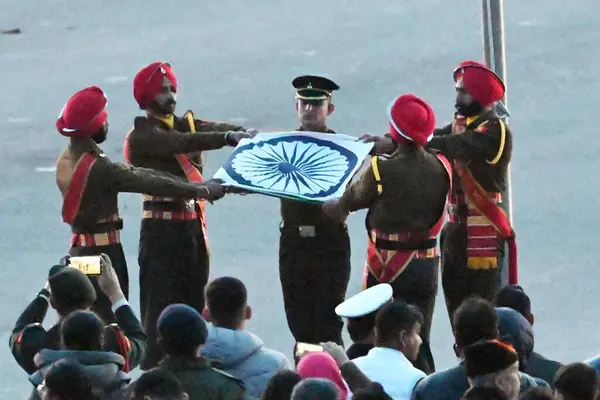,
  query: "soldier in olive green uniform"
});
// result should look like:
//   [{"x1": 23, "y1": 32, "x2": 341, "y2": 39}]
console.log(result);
[
  {"x1": 279, "y1": 75, "x2": 351, "y2": 361},
  {"x1": 126, "y1": 61, "x2": 254, "y2": 369}
]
